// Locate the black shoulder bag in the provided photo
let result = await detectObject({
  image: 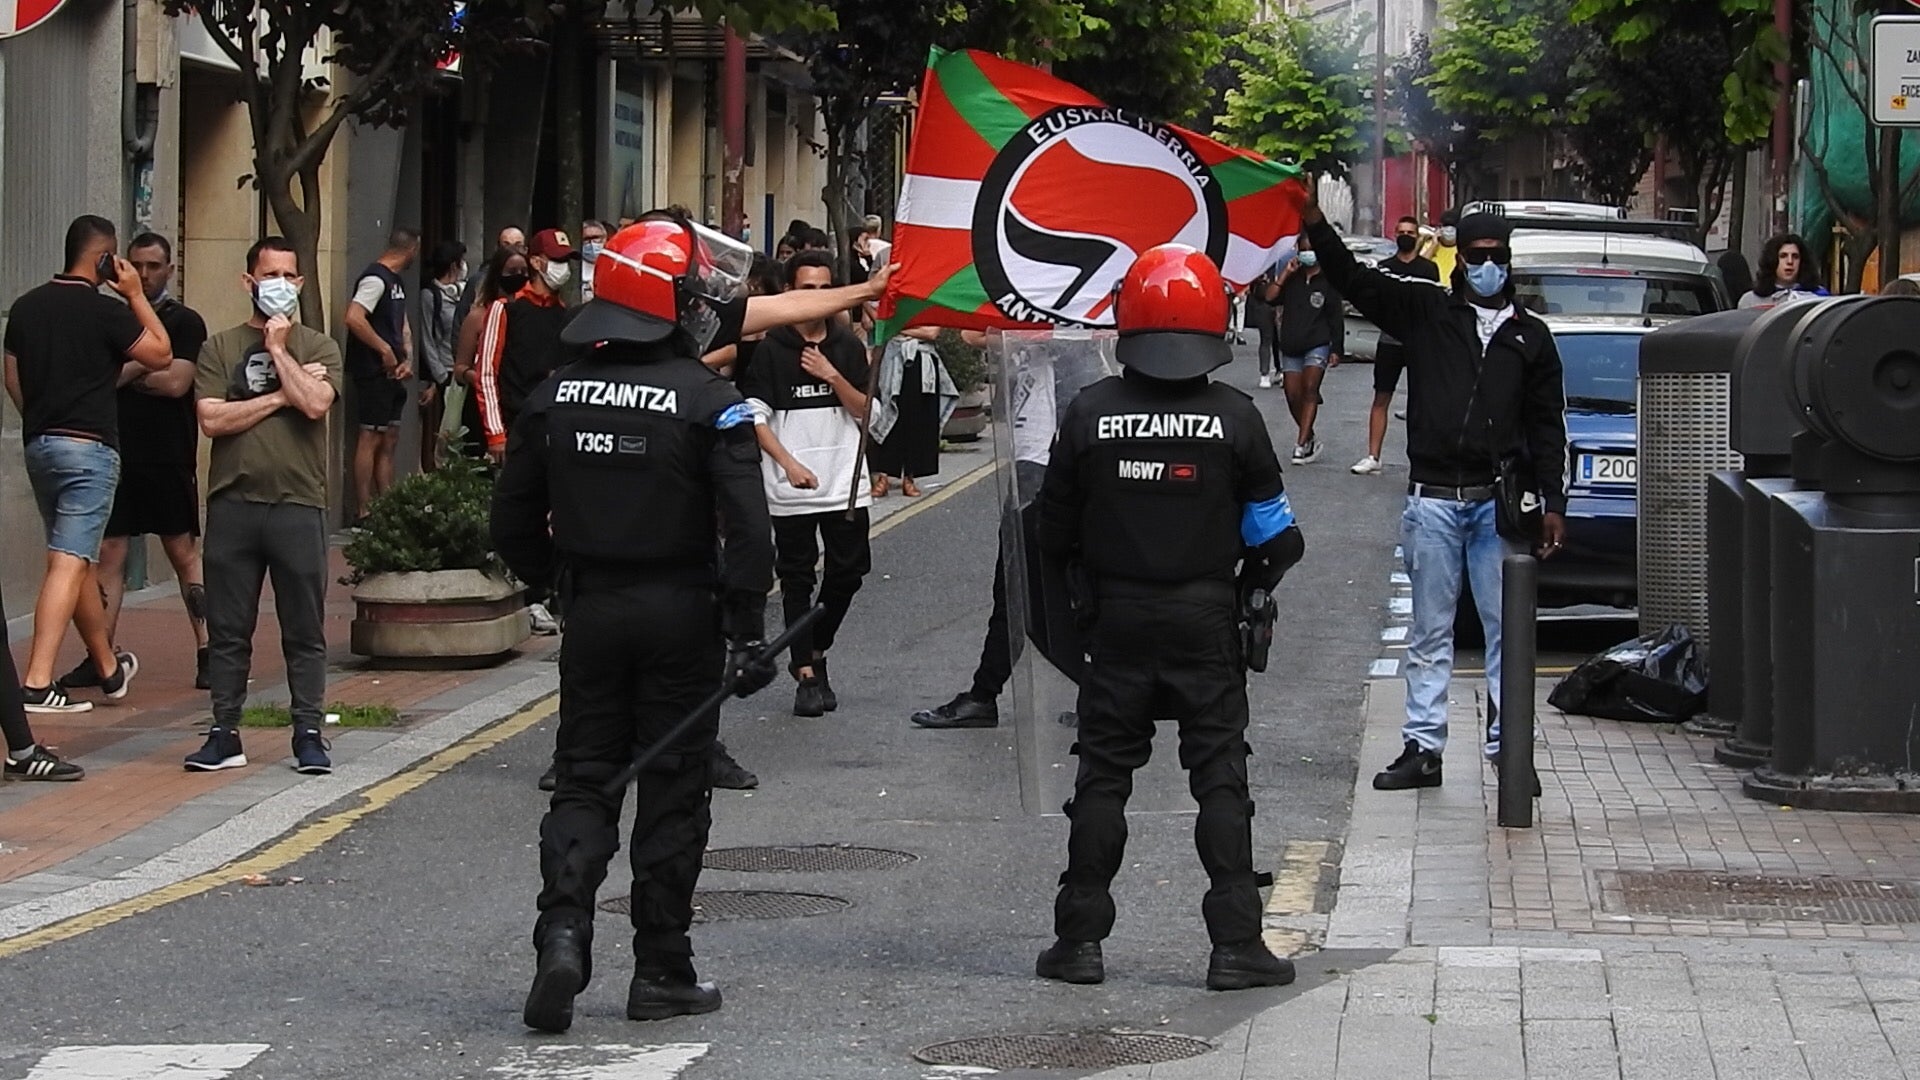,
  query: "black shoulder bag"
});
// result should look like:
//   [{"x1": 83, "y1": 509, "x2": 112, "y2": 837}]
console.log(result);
[{"x1": 1466, "y1": 316, "x2": 1545, "y2": 544}]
